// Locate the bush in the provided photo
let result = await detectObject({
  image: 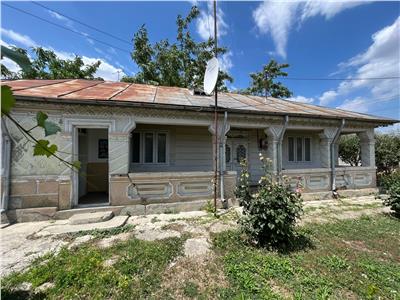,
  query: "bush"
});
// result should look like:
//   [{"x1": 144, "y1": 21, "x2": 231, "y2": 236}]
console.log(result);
[
  {"x1": 338, "y1": 134, "x2": 361, "y2": 166},
  {"x1": 238, "y1": 154, "x2": 303, "y2": 249},
  {"x1": 380, "y1": 170, "x2": 400, "y2": 217},
  {"x1": 234, "y1": 159, "x2": 252, "y2": 212}
]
